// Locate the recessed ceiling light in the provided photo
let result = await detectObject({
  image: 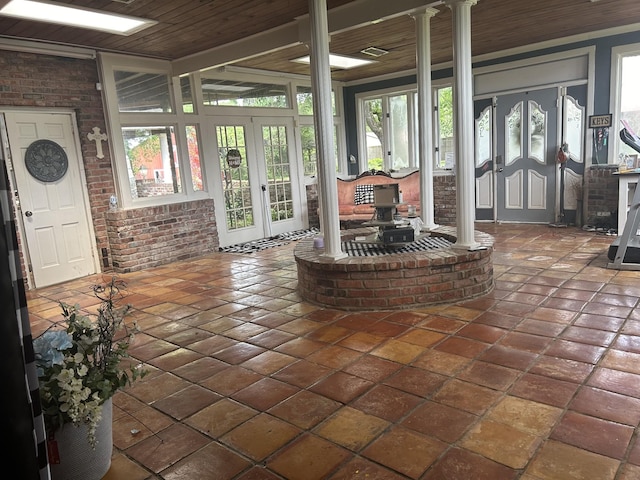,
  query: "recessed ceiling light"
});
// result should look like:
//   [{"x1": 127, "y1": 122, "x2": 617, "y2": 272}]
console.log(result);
[
  {"x1": 0, "y1": 0, "x2": 156, "y2": 36},
  {"x1": 292, "y1": 53, "x2": 374, "y2": 70}
]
